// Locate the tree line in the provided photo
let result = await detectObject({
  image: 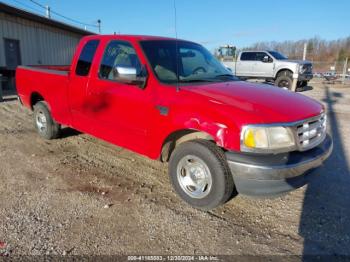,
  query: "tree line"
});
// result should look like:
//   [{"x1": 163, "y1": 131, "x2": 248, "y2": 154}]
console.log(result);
[{"x1": 242, "y1": 36, "x2": 350, "y2": 72}]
